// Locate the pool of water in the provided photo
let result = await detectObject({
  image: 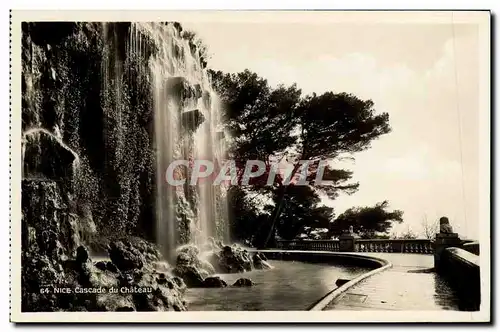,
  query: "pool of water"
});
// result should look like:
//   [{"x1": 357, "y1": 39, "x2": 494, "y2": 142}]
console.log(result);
[{"x1": 185, "y1": 260, "x2": 371, "y2": 311}]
